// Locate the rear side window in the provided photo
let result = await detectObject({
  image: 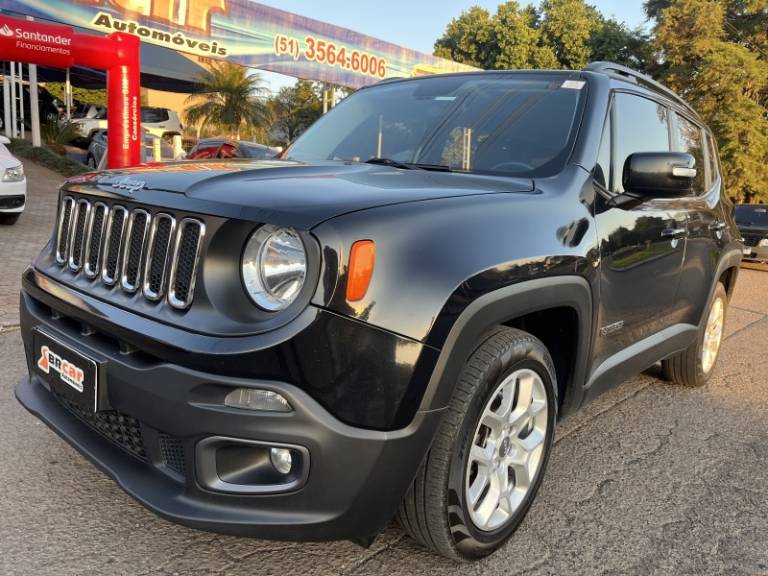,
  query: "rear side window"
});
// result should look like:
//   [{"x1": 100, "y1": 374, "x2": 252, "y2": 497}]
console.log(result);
[
  {"x1": 187, "y1": 143, "x2": 220, "y2": 159},
  {"x1": 612, "y1": 93, "x2": 670, "y2": 194},
  {"x1": 218, "y1": 143, "x2": 239, "y2": 158},
  {"x1": 674, "y1": 113, "x2": 705, "y2": 193},
  {"x1": 141, "y1": 108, "x2": 170, "y2": 123}
]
